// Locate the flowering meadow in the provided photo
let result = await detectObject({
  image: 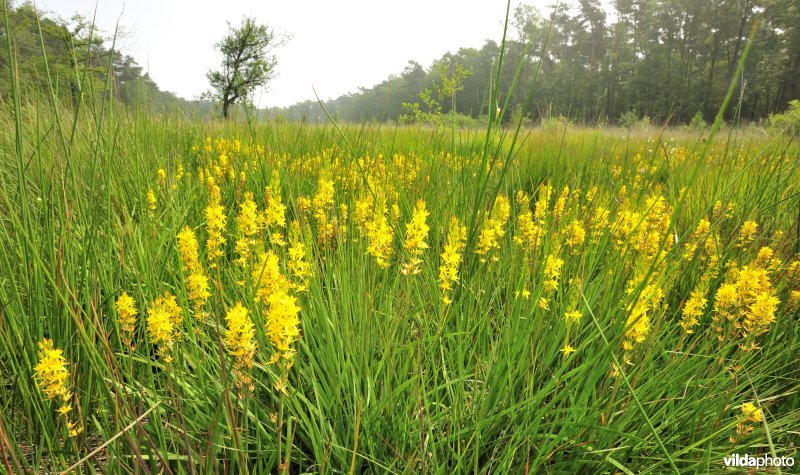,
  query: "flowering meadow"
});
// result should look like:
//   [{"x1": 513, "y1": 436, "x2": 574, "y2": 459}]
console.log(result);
[{"x1": 0, "y1": 105, "x2": 798, "y2": 474}]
